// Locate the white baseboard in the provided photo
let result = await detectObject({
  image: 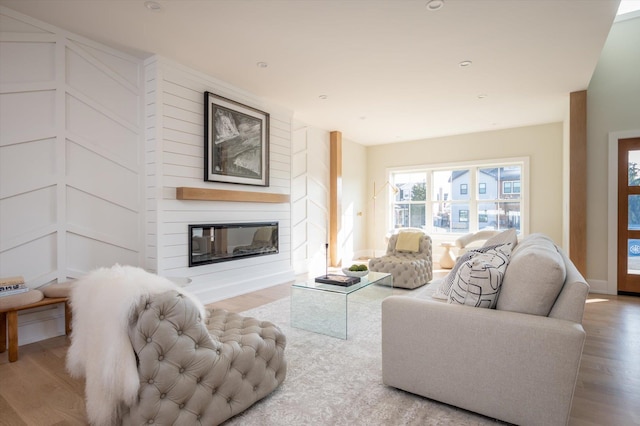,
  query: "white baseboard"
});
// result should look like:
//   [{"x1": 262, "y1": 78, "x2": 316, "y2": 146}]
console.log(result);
[
  {"x1": 587, "y1": 278, "x2": 615, "y2": 295},
  {"x1": 16, "y1": 304, "x2": 67, "y2": 346},
  {"x1": 190, "y1": 269, "x2": 295, "y2": 305}
]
